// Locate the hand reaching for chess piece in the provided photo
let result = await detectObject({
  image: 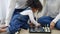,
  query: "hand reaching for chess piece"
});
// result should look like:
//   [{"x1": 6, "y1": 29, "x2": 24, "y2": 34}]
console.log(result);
[{"x1": 35, "y1": 23, "x2": 41, "y2": 27}]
